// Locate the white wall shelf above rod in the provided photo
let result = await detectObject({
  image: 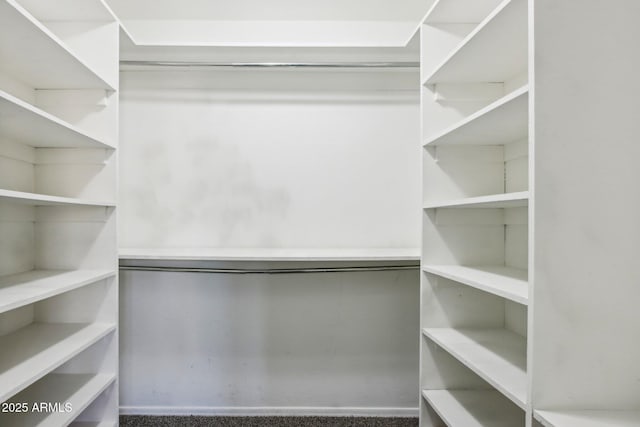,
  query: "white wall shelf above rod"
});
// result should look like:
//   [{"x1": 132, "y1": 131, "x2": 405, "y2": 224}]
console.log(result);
[
  {"x1": 120, "y1": 60, "x2": 420, "y2": 69},
  {"x1": 118, "y1": 248, "x2": 421, "y2": 262}
]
